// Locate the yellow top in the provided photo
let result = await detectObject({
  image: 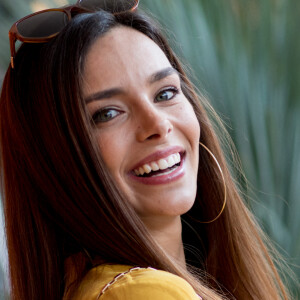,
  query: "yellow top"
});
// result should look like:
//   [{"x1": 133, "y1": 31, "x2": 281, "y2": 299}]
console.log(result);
[{"x1": 68, "y1": 264, "x2": 201, "y2": 300}]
